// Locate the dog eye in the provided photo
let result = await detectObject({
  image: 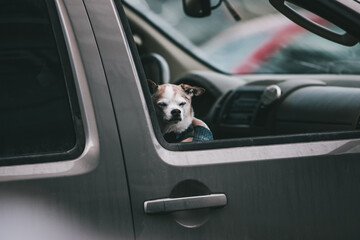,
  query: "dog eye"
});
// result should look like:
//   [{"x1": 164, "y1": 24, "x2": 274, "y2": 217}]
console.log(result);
[
  {"x1": 157, "y1": 102, "x2": 167, "y2": 107},
  {"x1": 179, "y1": 102, "x2": 186, "y2": 106}
]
